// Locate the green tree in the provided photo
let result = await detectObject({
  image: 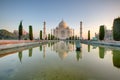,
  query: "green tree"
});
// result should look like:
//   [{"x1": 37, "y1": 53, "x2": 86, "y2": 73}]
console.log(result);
[
  {"x1": 40, "y1": 30, "x2": 42, "y2": 40},
  {"x1": 113, "y1": 17, "x2": 120, "y2": 41},
  {"x1": 29, "y1": 25, "x2": 33, "y2": 40},
  {"x1": 72, "y1": 36, "x2": 74, "y2": 40},
  {"x1": 69, "y1": 37, "x2": 72, "y2": 40},
  {"x1": 52, "y1": 35, "x2": 55, "y2": 40},
  {"x1": 99, "y1": 25, "x2": 105, "y2": 40},
  {"x1": 75, "y1": 35, "x2": 77, "y2": 40},
  {"x1": 51, "y1": 34, "x2": 53, "y2": 40},
  {"x1": 48, "y1": 34, "x2": 50, "y2": 40},
  {"x1": 18, "y1": 21, "x2": 23, "y2": 40},
  {"x1": 88, "y1": 30, "x2": 90, "y2": 40}
]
